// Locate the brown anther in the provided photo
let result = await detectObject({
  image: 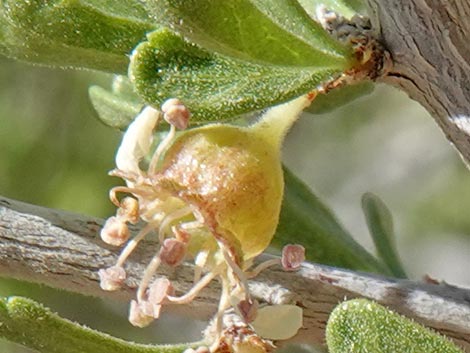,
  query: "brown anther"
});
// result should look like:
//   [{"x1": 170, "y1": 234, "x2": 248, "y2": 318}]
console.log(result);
[
  {"x1": 237, "y1": 298, "x2": 259, "y2": 323},
  {"x1": 159, "y1": 238, "x2": 187, "y2": 266},
  {"x1": 148, "y1": 277, "x2": 174, "y2": 305},
  {"x1": 161, "y1": 98, "x2": 190, "y2": 130},
  {"x1": 129, "y1": 299, "x2": 160, "y2": 327},
  {"x1": 117, "y1": 197, "x2": 139, "y2": 224},
  {"x1": 98, "y1": 265, "x2": 126, "y2": 291},
  {"x1": 100, "y1": 217, "x2": 130, "y2": 246},
  {"x1": 281, "y1": 244, "x2": 305, "y2": 271},
  {"x1": 172, "y1": 225, "x2": 192, "y2": 243}
]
